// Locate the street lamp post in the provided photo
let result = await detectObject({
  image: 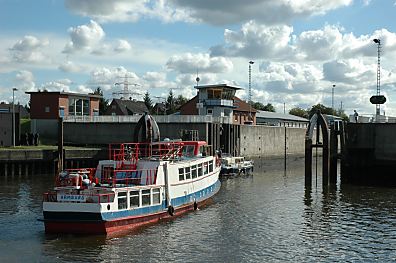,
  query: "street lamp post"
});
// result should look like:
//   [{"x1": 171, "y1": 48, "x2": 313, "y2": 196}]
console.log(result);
[
  {"x1": 248, "y1": 61, "x2": 254, "y2": 122},
  {"x1": 12, "y1": 88, "x2": 18, "y2": 147},
  {"x1": 332, "y1": 84, "x2": 335, "y2": 114}
]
